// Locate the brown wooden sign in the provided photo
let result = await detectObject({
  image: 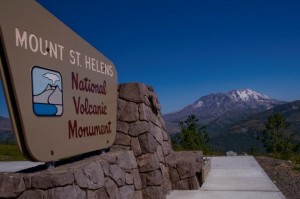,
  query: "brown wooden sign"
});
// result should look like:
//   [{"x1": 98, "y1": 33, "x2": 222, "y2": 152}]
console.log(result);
[{"x1": 0, "y1": 0, "x2": 118, "y2": 161}]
